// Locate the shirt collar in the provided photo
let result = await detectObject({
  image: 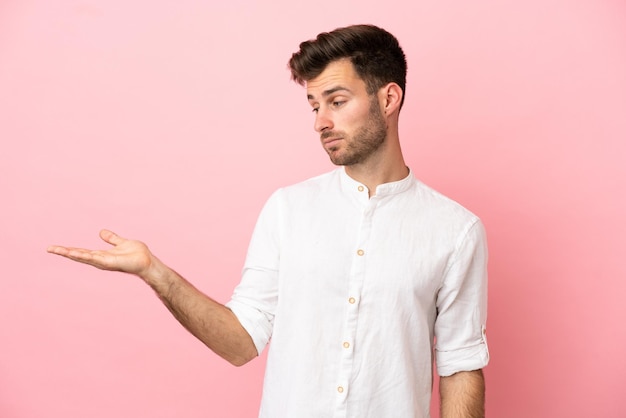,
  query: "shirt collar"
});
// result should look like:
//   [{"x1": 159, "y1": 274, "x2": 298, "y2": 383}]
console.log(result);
[{"x1": 338, "y1": 167, "x2": 415, "y2": 200}]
